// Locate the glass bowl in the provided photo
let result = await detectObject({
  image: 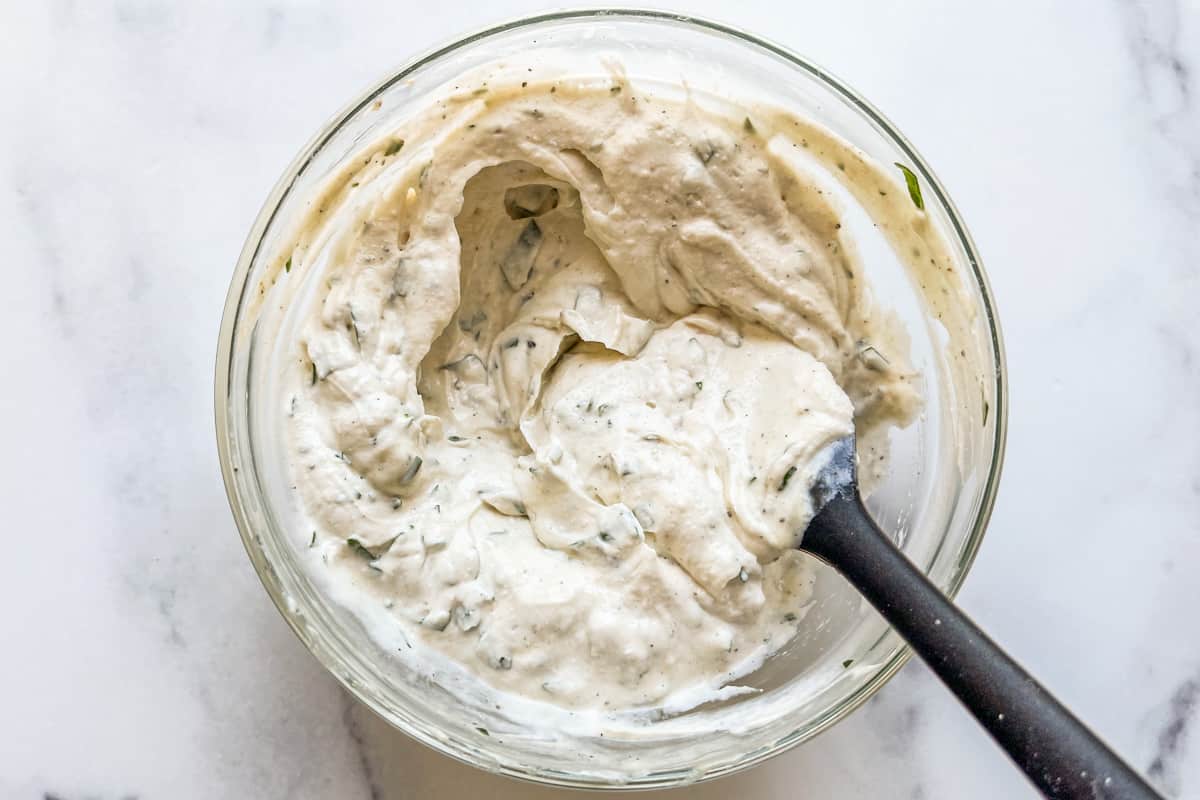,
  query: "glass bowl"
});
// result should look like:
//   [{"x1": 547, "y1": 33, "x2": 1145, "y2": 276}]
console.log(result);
[{"x1": 215, "y1": 8, "x2": 1006, "y2": 789}]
